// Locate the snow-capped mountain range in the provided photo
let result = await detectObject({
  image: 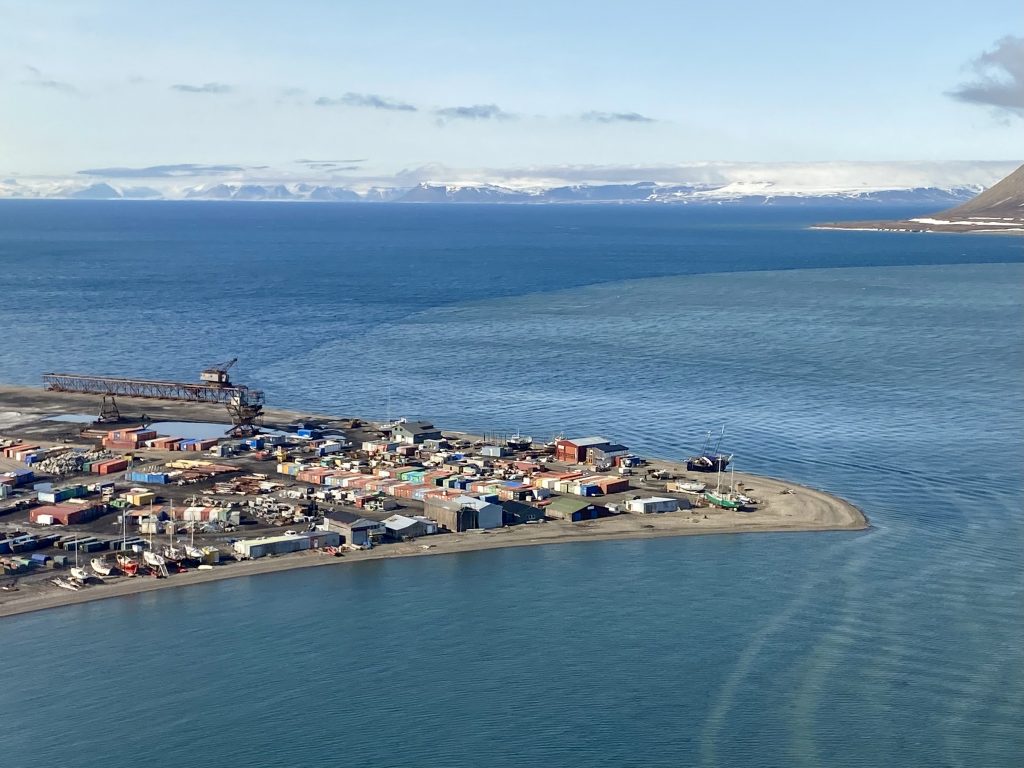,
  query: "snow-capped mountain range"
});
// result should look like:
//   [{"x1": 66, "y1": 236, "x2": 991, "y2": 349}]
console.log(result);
[{"x1": 0, "y1": 177, "x2": 987, "y2": 205}]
